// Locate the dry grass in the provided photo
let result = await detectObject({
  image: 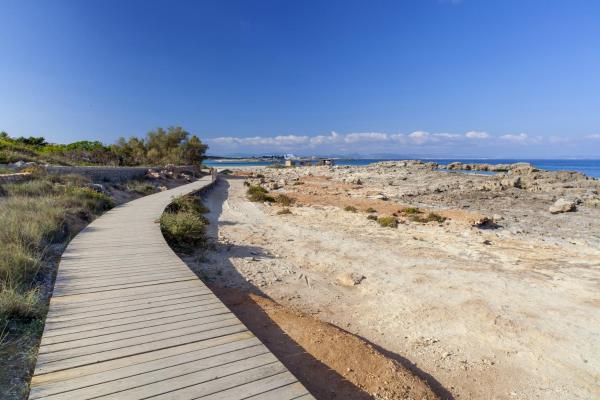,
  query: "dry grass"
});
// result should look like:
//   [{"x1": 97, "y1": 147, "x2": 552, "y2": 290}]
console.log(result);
[
  {"x1": 0, "y1": 173, "x2": 115, "y2": 398},
  {"x1": 344, "y1": 205, "x2": 358, "y2": 212}
]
